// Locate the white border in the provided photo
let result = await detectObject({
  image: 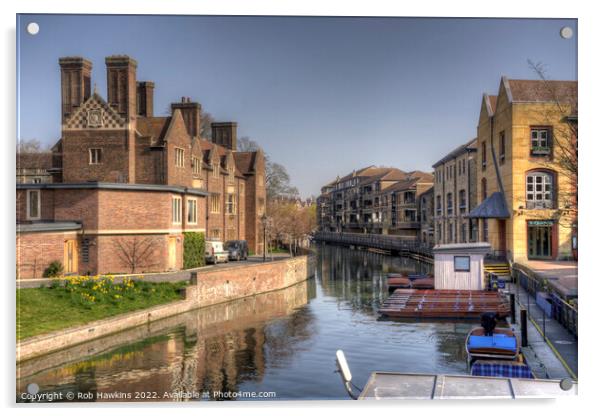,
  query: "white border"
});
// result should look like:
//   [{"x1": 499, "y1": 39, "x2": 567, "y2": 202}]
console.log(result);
[{"x1": 2, "y1": 1, "x2": 601, "y2": 415}]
